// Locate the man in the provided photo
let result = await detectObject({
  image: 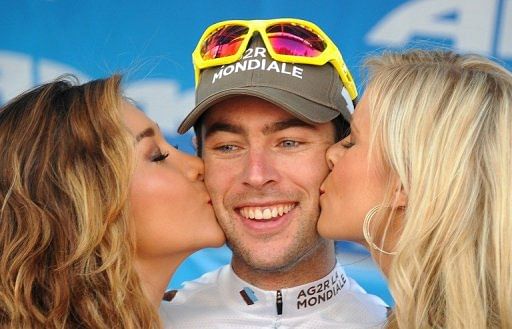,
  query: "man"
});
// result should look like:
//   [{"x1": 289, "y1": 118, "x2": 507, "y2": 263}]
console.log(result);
[{"x1": 161, "y1": 19, "x2": 388, "y2": 328}]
